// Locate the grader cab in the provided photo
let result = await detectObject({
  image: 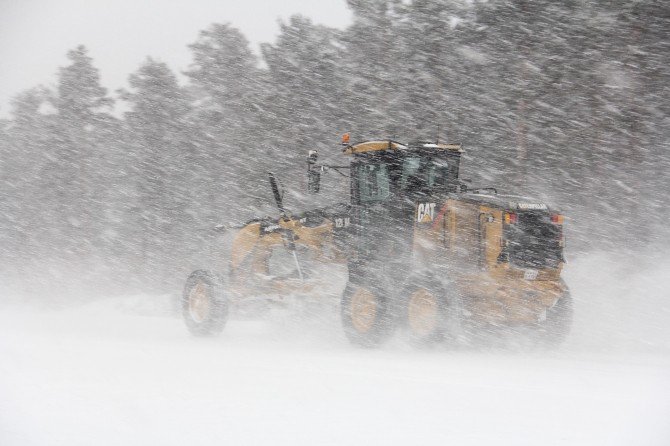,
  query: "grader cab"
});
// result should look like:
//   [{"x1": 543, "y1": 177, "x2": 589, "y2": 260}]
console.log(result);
[{"x1": 182, "y1": 137, "x2": 572, "y2": 347}]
